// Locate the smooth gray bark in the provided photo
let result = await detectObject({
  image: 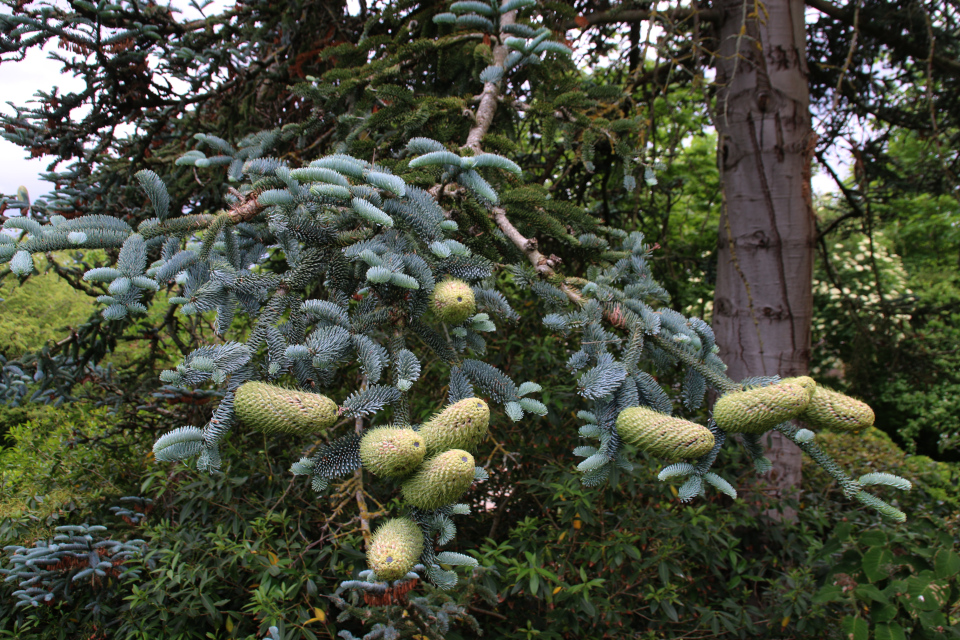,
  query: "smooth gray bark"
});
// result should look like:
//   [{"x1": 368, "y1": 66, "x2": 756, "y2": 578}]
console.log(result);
[{"x1": 712, "y1": 0, "x2": 816, "y2": 520}]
